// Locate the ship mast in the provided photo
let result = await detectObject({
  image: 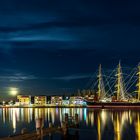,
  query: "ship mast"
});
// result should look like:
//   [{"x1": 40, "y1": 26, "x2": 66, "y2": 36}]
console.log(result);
[
  {"x1": 97, "y1": 64, "x2": 105, "y2": 101},
  {"x1": 97, "y1": 64, "x2": 102, "y2": 99},
  {"x1": 115, "y1": 61, "x2": 125, "y2": 101},
  {"x1": 136, "y1": 63, "x2": 140, "y2": 101}
]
